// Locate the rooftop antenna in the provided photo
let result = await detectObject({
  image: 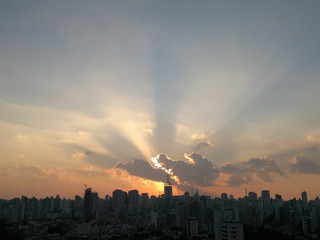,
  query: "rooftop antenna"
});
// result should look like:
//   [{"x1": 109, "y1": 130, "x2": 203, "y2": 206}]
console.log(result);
[
  {"x1": 166, "y1": 160, "x2": 172, "y2": 185},
  {"x1": 245, "y1": 187, "x2": 248, "y2": 197},
  {"x1": 84, "y1": 184, "x2": 87, "y2": 190}
]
